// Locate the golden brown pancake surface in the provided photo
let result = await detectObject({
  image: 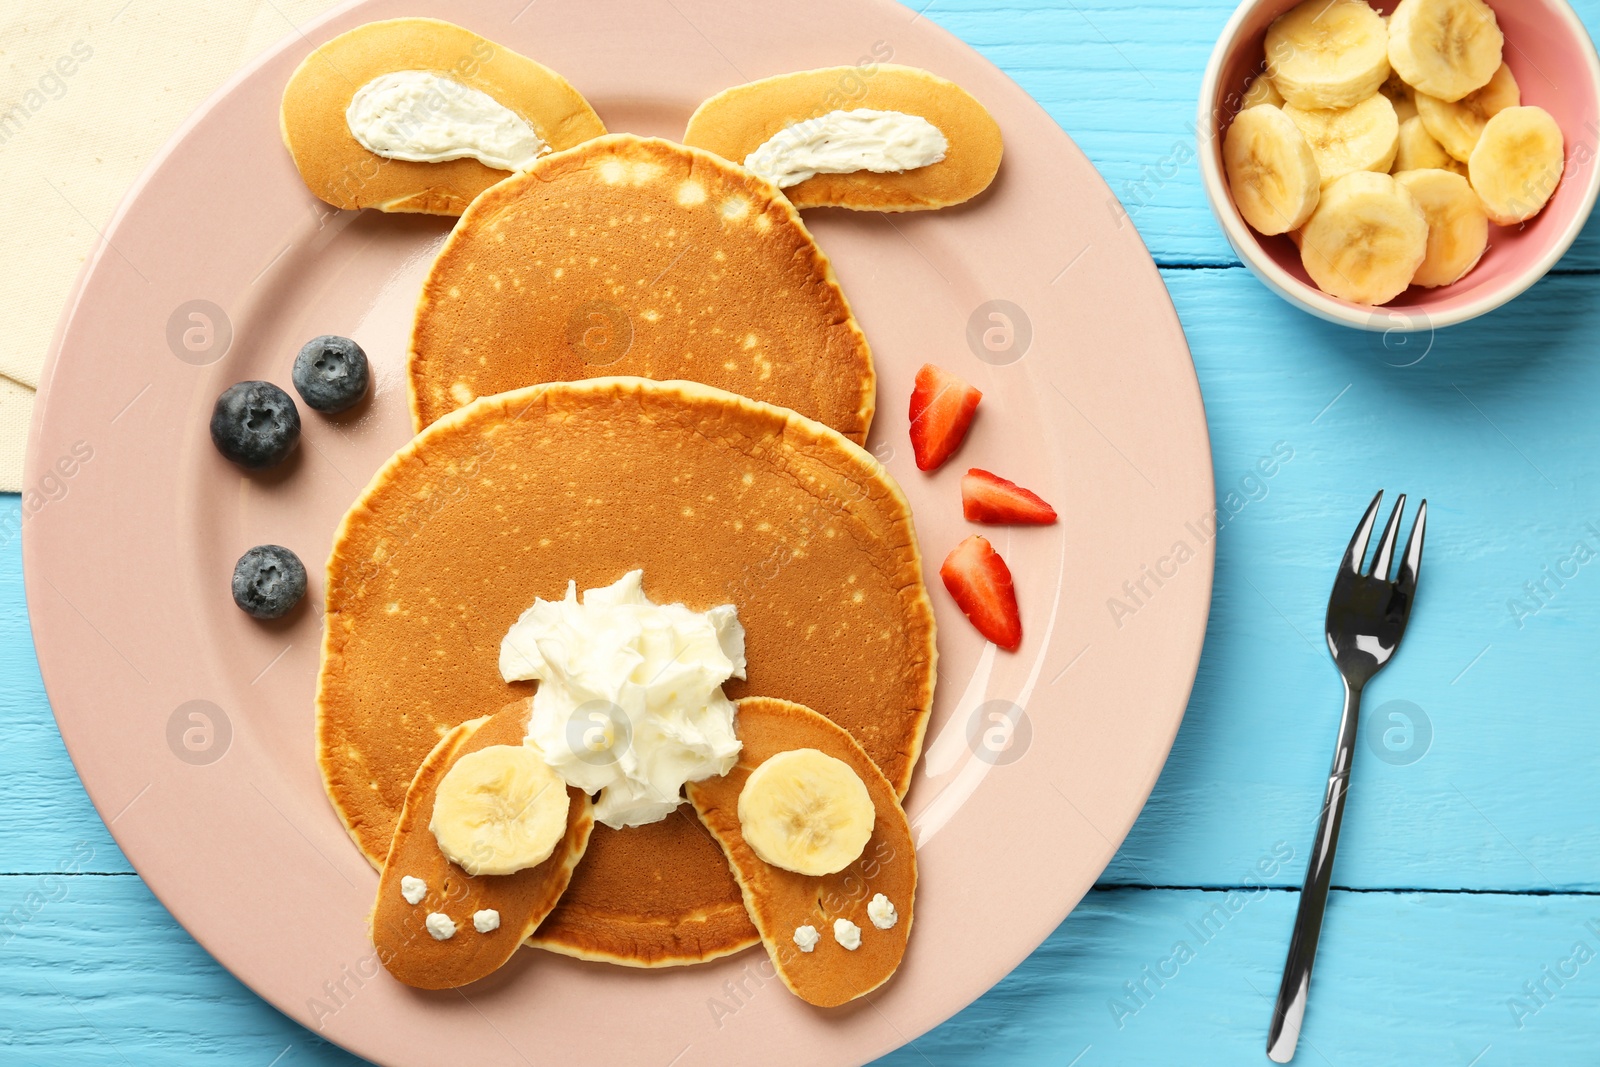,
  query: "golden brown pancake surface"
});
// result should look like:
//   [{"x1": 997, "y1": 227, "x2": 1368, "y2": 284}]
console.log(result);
[
  {"x1": 686, "y1": 698, "x2": 916, "y2": 1007},
  {"x1": 406, "y1": 135, "x2": 875, "y2": 442},
  {"x1": 370, "y1": 699, "x2": 594, "y2": 990},
  {"x1": 318, "y1": 377, "x2": 935, "y2": 965},
  {"x1": 280, "y1": 18, "x2": 606, "y2": 215},
  {"x1": 683, "y1": 65, "x2": 1002, "y2": 212}
]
